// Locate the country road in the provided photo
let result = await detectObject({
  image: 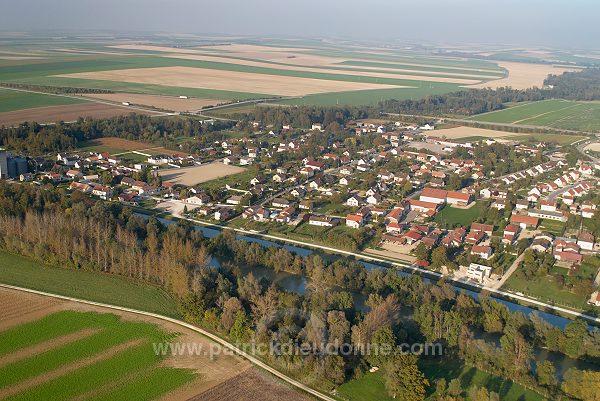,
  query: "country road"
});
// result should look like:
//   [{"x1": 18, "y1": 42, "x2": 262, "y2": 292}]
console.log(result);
[
  {"x1": 0, "y1": 283, "x2": 337, "y2": 401},
  {"x1": 490, "y1": 251, "x2": 526, "y2": 290}
]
